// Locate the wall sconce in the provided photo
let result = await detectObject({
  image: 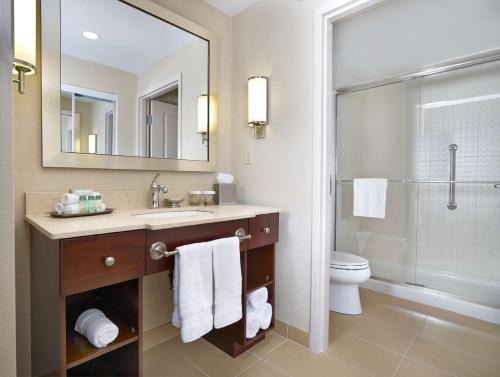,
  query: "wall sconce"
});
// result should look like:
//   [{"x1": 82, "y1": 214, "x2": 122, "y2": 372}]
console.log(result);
[
  {"x1": 13, "y1": 0, "x2": 37, "y2": 95},
  {"x1": 248, "y1": 76, "x2": 268, "y2": 139},
  {"x1": 88, "y1": 134, "x2": 97, "y2": 154},
  {"x1": 197, "y1": 94, "x2": 209, "y2": 146}
]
